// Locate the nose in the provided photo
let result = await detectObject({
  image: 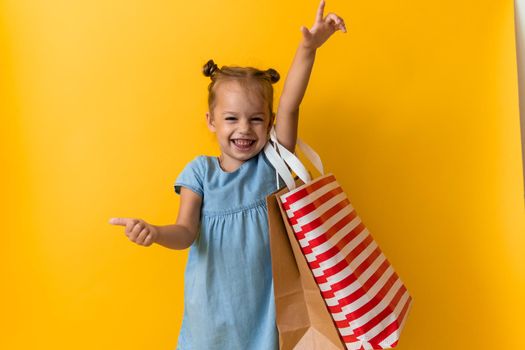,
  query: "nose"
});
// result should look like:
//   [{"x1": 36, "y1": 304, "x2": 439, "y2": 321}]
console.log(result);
[{"x1": 238, "y1": 118, "x2": 251, "y2": 133}]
